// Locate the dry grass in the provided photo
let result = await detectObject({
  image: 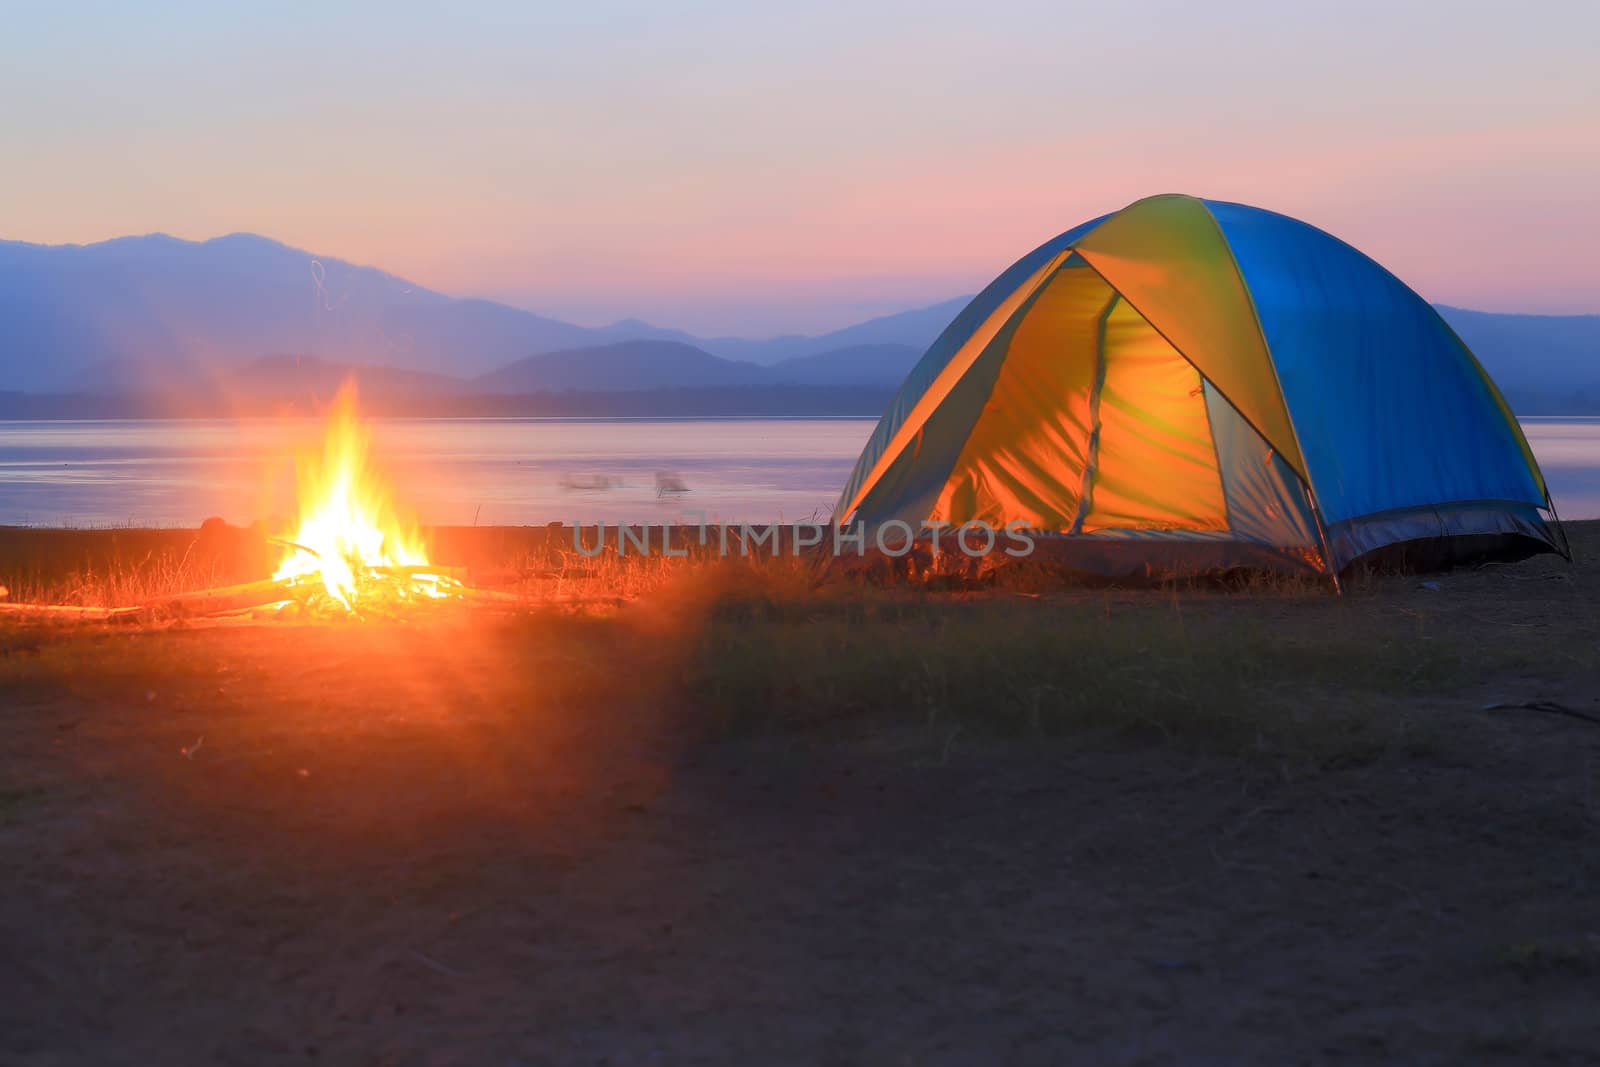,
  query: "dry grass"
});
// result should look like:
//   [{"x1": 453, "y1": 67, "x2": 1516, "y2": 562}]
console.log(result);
[
  {"x1": 0, "y1": 538, "x2": 233, "y2": 608},
  {"x1": 625, "y1": 560, "x2": 1561, "y2": 765},
  {"x1": 3, "y1": 522, "x2": 1595, "y2": 767},
  {"x1": 0, "y1": 524, "x2": 823, "y2": 608}
]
